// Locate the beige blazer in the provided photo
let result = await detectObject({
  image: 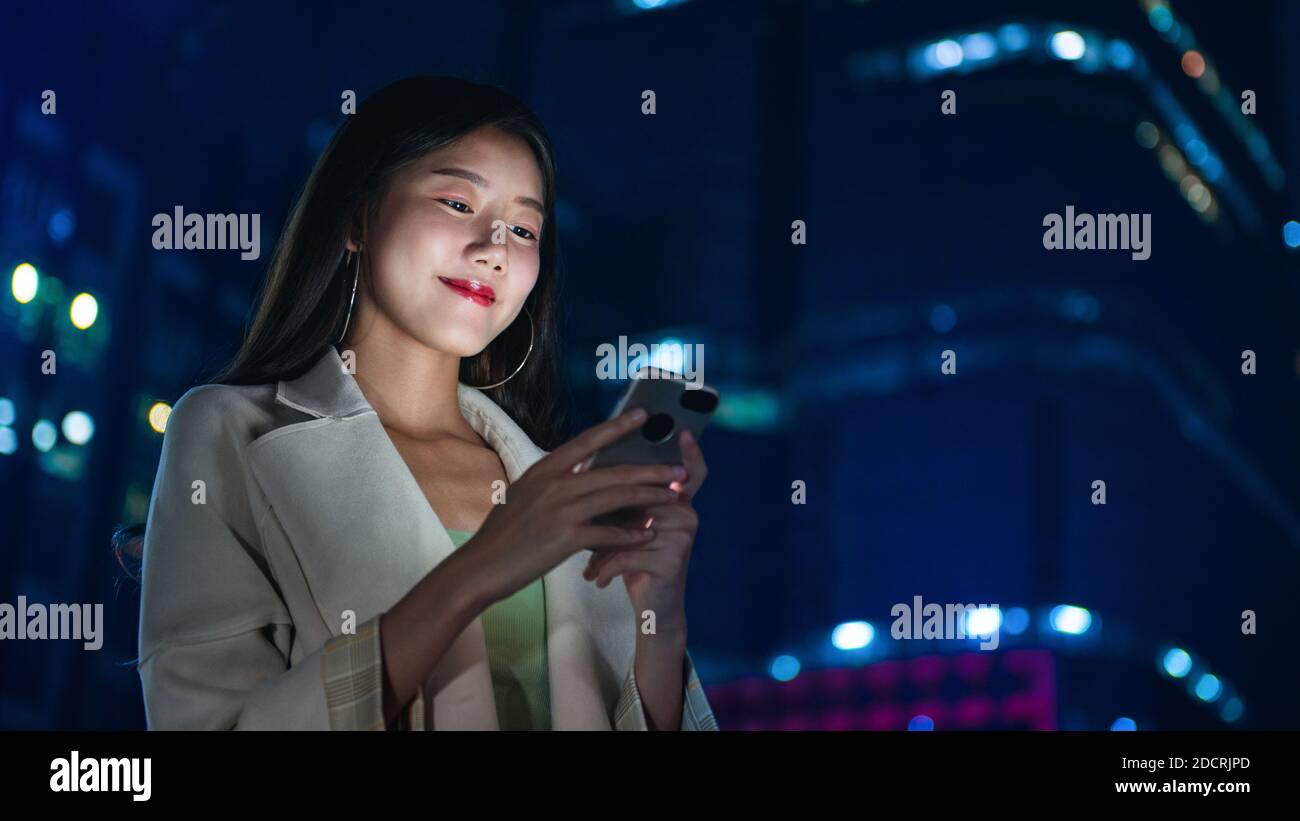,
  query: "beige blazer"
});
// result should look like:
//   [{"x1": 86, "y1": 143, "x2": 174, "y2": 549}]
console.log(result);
[{"x1": 137, "y1": 345, "x2": 715, "y2": 730}]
